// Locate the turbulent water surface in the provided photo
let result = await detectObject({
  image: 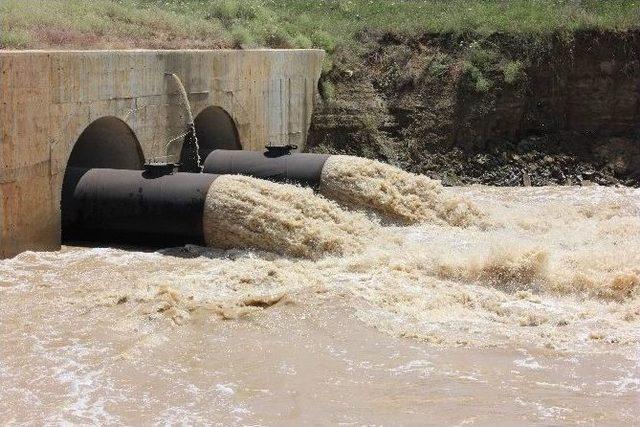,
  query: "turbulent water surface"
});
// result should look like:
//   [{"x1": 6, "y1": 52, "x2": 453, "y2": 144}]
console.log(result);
[{"x1": 1, "y1": 182, "x2": 639, "y2": 425}]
